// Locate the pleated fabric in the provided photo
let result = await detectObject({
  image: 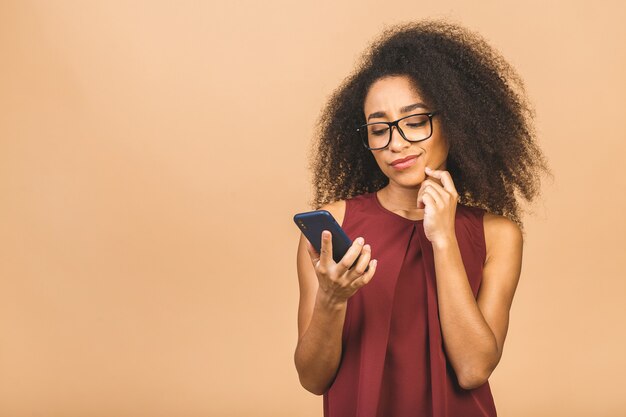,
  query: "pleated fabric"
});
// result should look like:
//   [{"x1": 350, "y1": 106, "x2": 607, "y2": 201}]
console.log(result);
[{"x1": 323, "y1": 192, "x2": 497, "y2": 417}]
